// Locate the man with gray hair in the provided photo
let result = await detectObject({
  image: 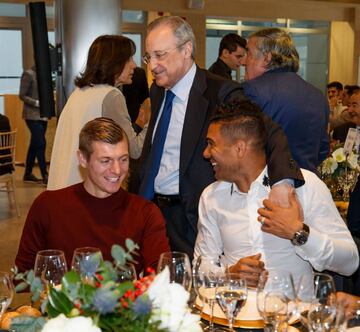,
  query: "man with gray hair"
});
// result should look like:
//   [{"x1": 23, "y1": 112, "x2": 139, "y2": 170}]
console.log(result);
[
  {"x1": 242, "y1": 28, "x2": 329, "y2": 173},
  {"x1": 137, "y1": 16, "x2": 304, "y2": 260}
]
